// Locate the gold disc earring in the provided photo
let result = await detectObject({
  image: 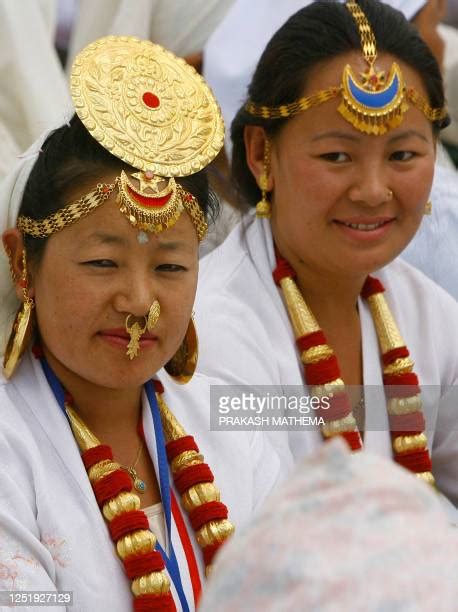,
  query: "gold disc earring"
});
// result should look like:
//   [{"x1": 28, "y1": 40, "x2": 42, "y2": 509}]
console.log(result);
[
  {"x1": 3, "y1": 249, "x2": 35, "y2": 379},
  {"x1": 164, "y1": 317, "x2": 198, "y2": 384},
  {"x1": 256, "y1": 140, "x2": 271, "y2": 218},
  {"x1": 147, "y1": 300, "x2": 160, "y2": 331},
  {"x1": 125, "y1": 315, "x2": 147, "y2": 360}
]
